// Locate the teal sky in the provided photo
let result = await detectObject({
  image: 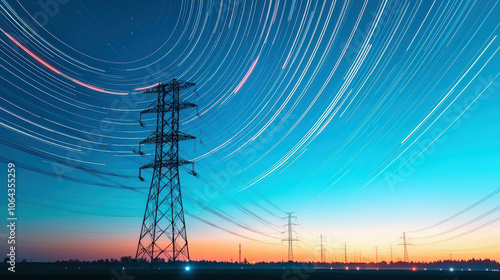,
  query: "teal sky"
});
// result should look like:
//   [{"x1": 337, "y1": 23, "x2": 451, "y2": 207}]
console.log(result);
[{"x1": 0, "y1": 0, "x2": 499, "y2": 262}]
